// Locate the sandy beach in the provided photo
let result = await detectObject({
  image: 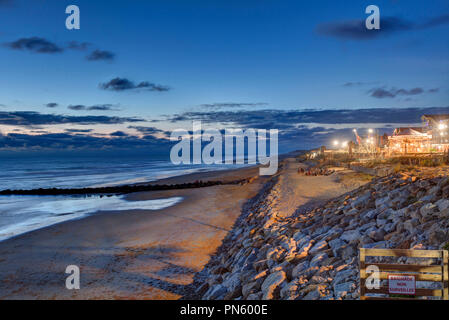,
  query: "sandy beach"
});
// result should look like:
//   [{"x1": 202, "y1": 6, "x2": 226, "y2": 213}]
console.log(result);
[
  {"x1": 0, "y1": 165, "x2": 265, "y2": 299},
  {"x1": 0, "y1": 158, "x2": 371, "y2": 299}
]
